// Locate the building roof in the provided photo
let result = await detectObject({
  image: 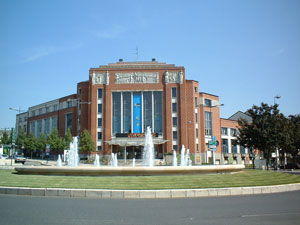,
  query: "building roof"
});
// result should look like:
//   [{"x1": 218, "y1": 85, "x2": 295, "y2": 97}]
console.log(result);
[{"x1": 228, "y1": 111, "x2": 252, "y2": 123}]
